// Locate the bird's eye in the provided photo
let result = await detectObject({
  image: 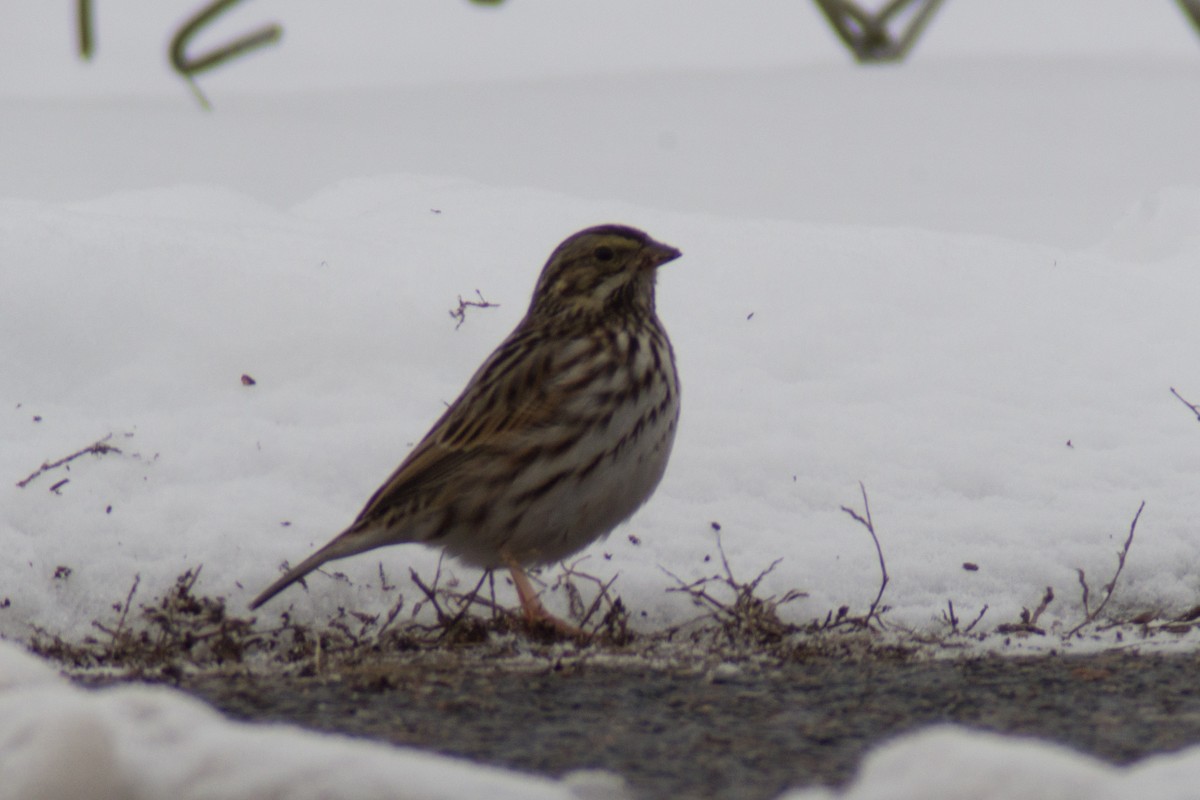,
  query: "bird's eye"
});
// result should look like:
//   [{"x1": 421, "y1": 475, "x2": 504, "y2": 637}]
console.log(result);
[{"x1": 594, "y1": 246, "x2": 614, "y2": 262}]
